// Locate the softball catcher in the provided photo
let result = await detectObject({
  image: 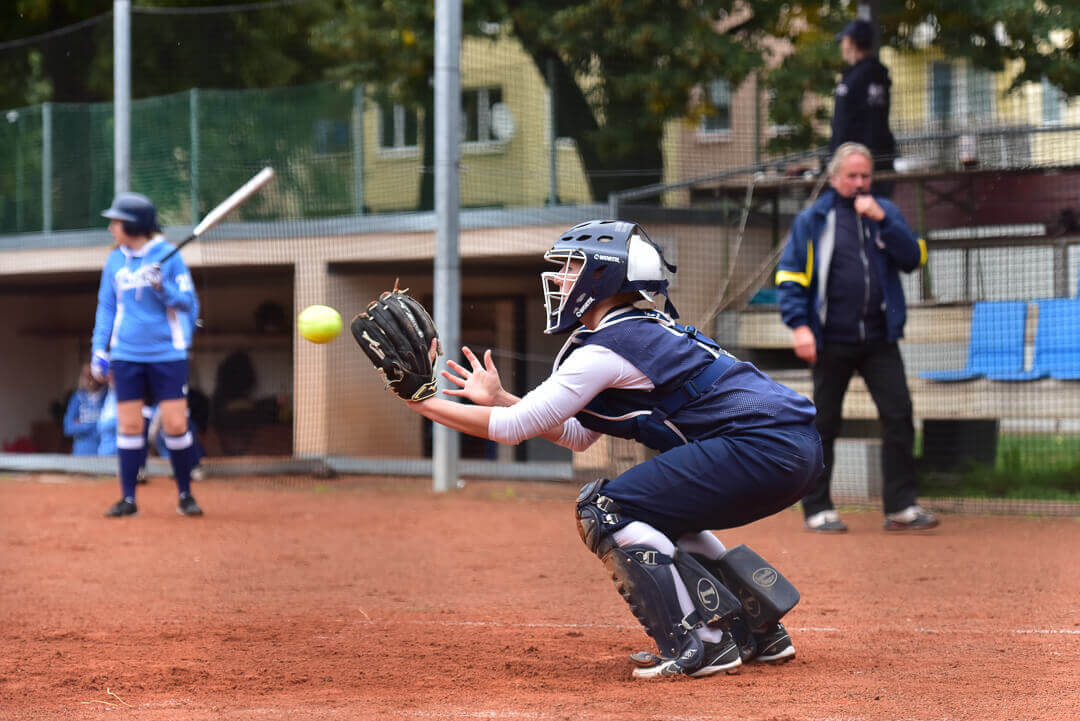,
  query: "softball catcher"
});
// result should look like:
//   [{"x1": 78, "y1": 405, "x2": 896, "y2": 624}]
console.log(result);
[{"x1": 353, "y1": 220, "x2": 823, "y2": 678}]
